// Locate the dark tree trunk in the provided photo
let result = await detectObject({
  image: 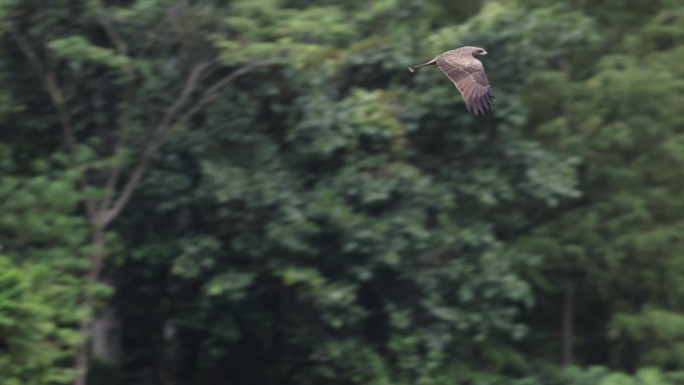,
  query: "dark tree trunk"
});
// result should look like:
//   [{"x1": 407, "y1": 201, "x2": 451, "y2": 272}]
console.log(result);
[
  {"x1": 560, "y1": 280, "x2": 574, "y2": 367},
  {"x1": 73, "y1": 227, "x2": 108, "y2": 385},
  {"x1": 92, "y1": 304, "x2": 121, "y2": 363}
]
